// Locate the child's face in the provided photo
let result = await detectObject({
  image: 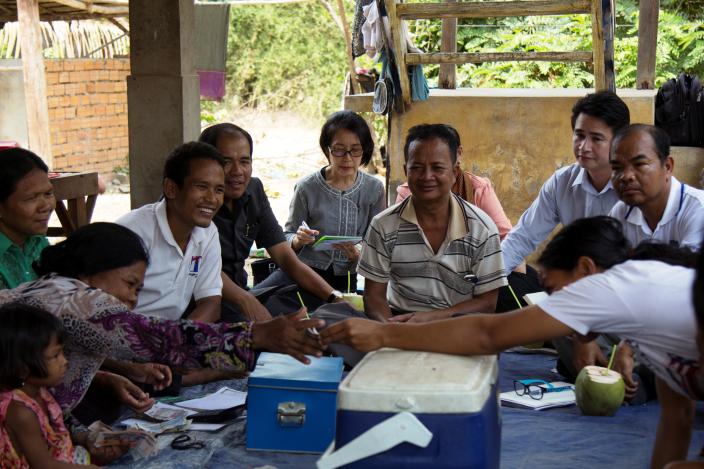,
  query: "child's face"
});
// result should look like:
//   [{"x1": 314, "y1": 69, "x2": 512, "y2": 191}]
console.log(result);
[{"x1": 28, "y1": 335, "x2": 68, "y2": 387}]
